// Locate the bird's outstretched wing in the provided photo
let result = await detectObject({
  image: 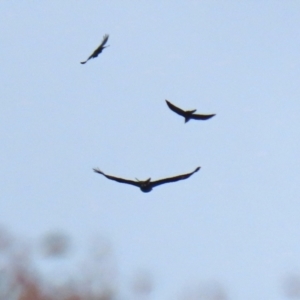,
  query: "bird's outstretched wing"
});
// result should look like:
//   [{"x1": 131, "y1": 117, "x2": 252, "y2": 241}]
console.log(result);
[
  {"x1": 81, "y1": 34, "x2": 109, "y2": 64},
  {"x1": 92, "y1": 34, "x2": 109, "y2": 54},
  {"x1": 191, "y1": 113, "x2": 216, "y2": 120},
  {"x1": 165, "y1": 100, "x2": 186, "y2": 117},
  {"x1": 93, "y1": 168, "x2": 139, "y2": 187},
  {"x1": 151, "y1": 167, "x2": 200, "y2": 188}
]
